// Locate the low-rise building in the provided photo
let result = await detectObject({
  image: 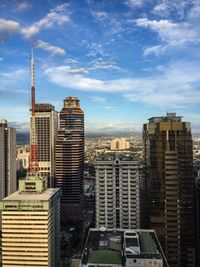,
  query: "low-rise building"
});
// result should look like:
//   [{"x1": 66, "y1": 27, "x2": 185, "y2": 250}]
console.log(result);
[{"x1": 80, "y1": 228, "x2": 169, "y2": 267}]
